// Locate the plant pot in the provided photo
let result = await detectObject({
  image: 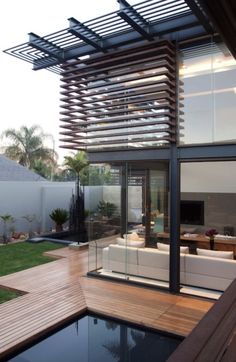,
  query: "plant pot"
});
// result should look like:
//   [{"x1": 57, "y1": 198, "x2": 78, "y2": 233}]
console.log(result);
[{"x1": 56, "y1": 224, "x2": 63, "y2": 232}]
